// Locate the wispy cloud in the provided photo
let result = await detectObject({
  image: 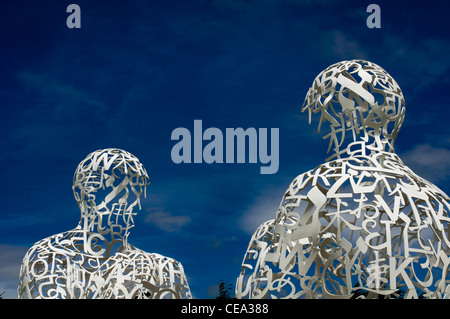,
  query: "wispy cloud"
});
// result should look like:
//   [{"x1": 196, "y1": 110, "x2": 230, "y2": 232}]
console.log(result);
[
  {"x1": 379, "y1": 36, "x2": 450, "y2": 90},
  {"x1": 326, "y1": 30, "x2": 368, "y2": 60},
  {"x1": 0, "y1": 71, "x2": 110, "y2": 162},
  {"x1": 401, "y1": 144, "x2": 450, "y2": 184},
  {"x1": 17, "y1": 71, "x2": 107, "y2": 120},
  {"x1": 0, "y1": 244, "x2": 28, "y2": 299},
  {"x1": 144, "y1": 208, "x2": 191, "y2": 233},
  {"x1": 239, "y1": 186, "x2": 286, "y2": 234}
]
